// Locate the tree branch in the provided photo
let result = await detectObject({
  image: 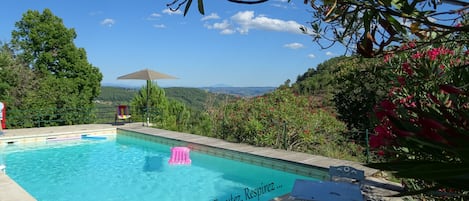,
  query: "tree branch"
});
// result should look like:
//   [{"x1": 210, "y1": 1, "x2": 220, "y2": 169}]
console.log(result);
[{"x1": 166, "y1": 0, "x2": 188, "y2": 11}]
